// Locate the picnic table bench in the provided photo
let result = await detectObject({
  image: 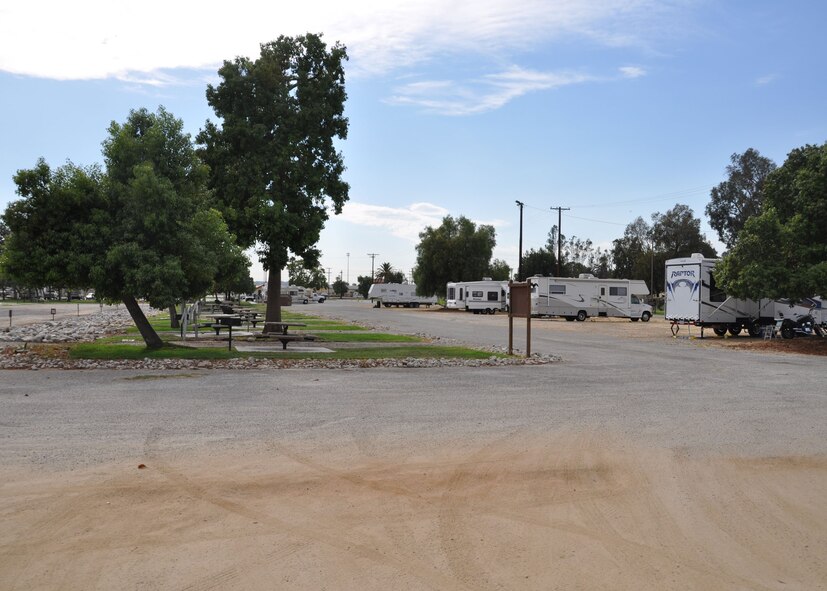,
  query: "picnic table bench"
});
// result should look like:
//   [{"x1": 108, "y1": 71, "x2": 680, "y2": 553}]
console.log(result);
[{"x1": 257, "y1": 321, "x2": 317, "y2": 349}]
